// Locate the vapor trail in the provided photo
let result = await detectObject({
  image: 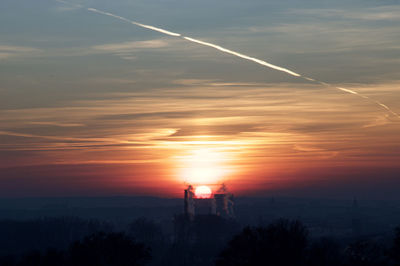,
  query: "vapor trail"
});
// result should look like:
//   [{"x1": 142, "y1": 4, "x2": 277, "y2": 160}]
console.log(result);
[
  {"x1": 133, "y1": 22, "x2": 181, "y2": 37},
  {"x1": 61, "y1": 2, "x2": 400, "y2": 118},
  {"x1": 183, "y1": 37, "x2": 301, "y2": 77},
  {"x1": 87, "y1": 8, "x2": 181, "y2": 37},
  {"x1": 86, "y1": 8, "x2": 299, "y2": 77}
]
